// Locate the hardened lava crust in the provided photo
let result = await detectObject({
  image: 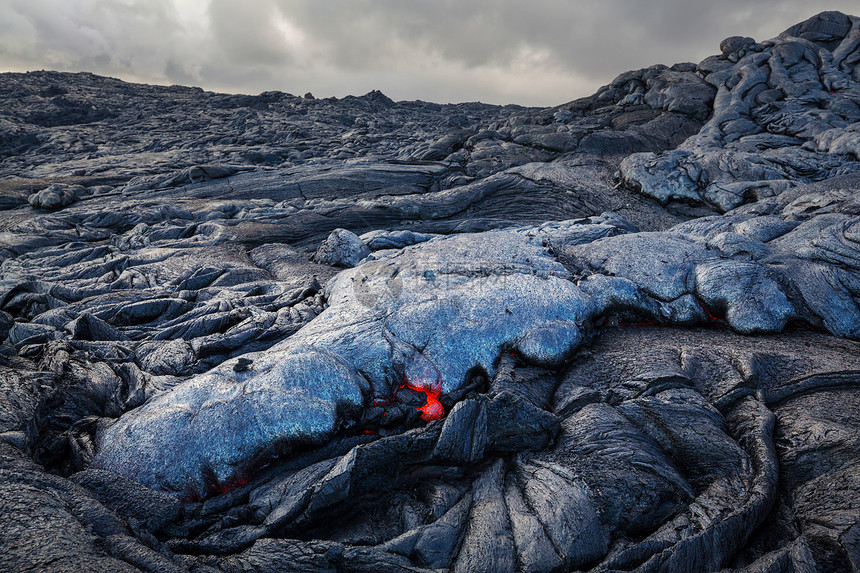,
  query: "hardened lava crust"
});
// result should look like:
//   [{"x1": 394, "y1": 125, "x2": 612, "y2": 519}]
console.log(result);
[{"x1": 2, "y1": 11, "x2": 860, "y2": 573}]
